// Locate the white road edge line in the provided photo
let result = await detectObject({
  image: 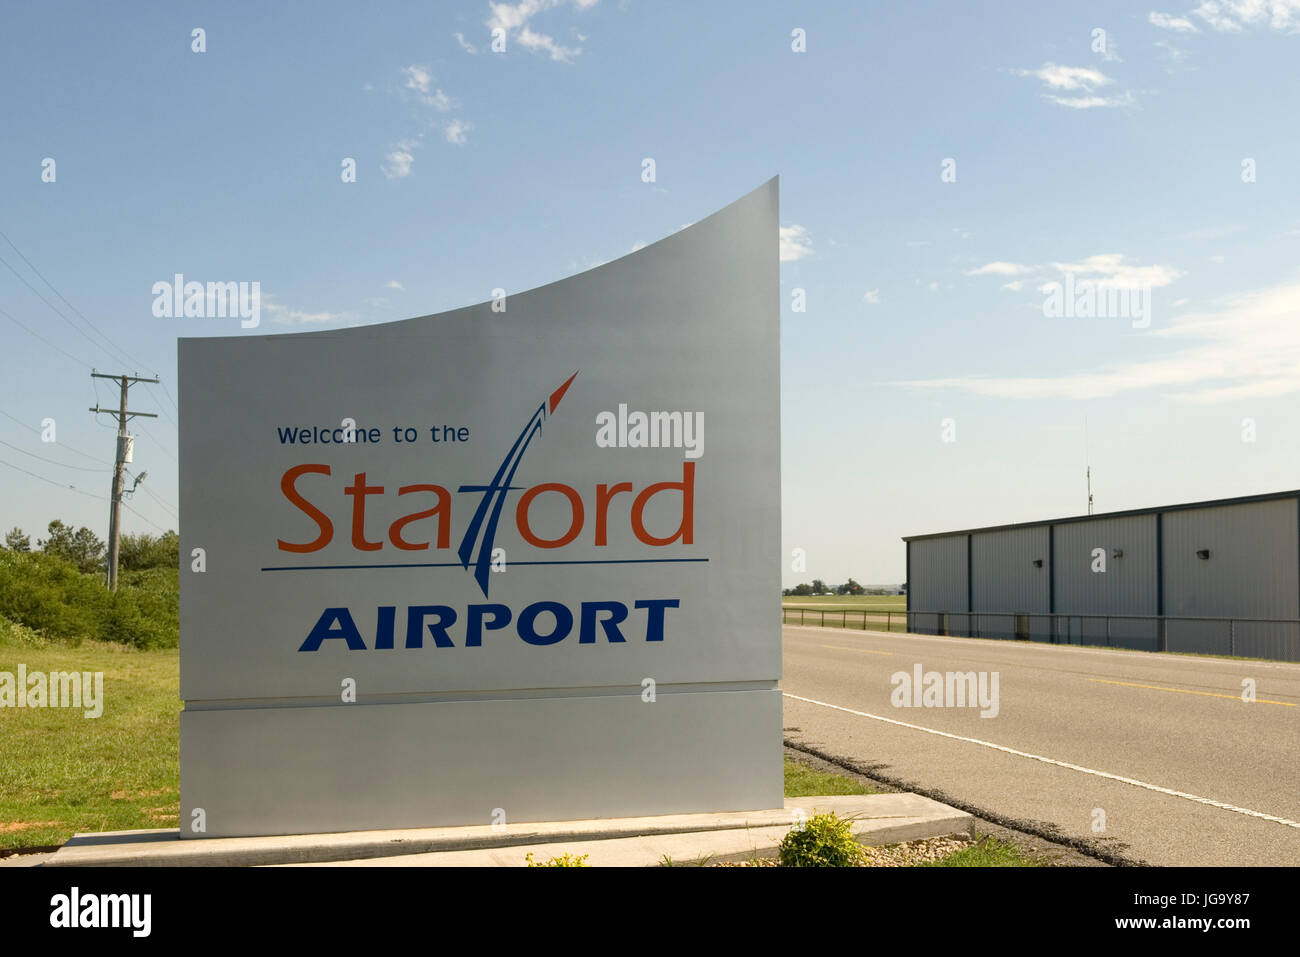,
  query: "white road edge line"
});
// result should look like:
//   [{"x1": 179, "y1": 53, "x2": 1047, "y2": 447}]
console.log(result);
[{"x1": 783, "y1": 692, "x2": 1300, "y2": 830}]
